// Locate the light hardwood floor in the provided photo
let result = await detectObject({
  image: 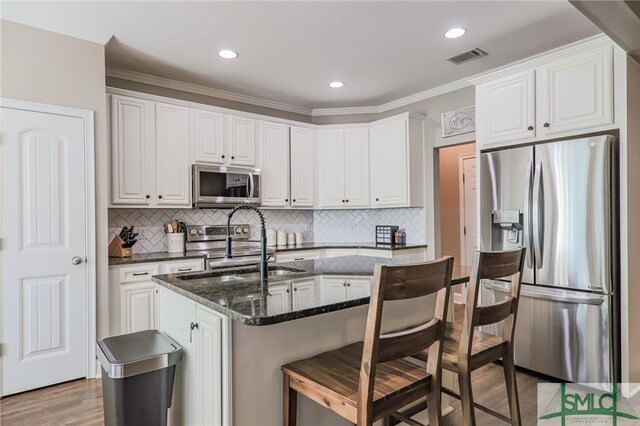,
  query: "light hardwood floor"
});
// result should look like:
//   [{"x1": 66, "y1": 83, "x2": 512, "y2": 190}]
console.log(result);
[{"x1": 0, "y1": 363, "x2": 547, "y2": 425}]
